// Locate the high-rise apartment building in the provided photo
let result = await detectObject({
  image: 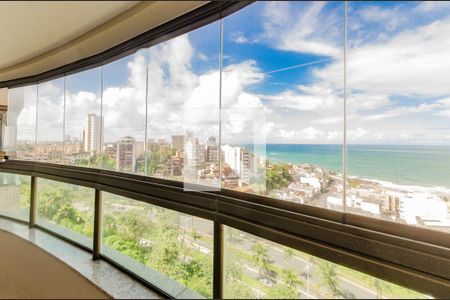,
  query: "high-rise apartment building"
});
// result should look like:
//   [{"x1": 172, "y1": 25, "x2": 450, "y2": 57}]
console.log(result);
[
  {"x1": 82, "y1": 113, "x2": 103, "y2": 154},
  {"x1": 206, "y1": 136, "x2": 219, "y2": 163},
  {"x1": 171, "y1": 135, "x2": 184, "y2": 151},
  {"x1": 116, "y1": 136, "x2": 136, "y2": 173},
  {"x1": 185, "y1": 138, "x2": 205, "y2": 168},
  {"x1": 221, "y1": 145, "x2": 252, "y2": 184}
]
